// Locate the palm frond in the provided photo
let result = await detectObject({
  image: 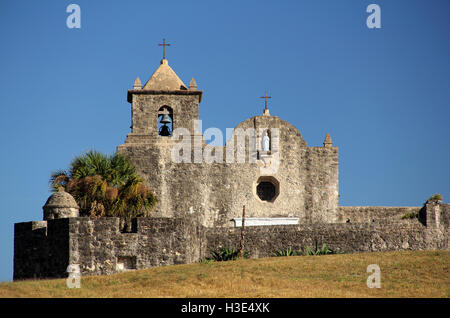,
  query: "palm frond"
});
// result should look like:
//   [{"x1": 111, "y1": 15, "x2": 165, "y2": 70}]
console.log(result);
[
  {"x1": 49, "y1": 170, "x2": 70, "y2": 191},
  {"x1": 51, "y1": 150, "x2": 157, "y2": 218}
]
